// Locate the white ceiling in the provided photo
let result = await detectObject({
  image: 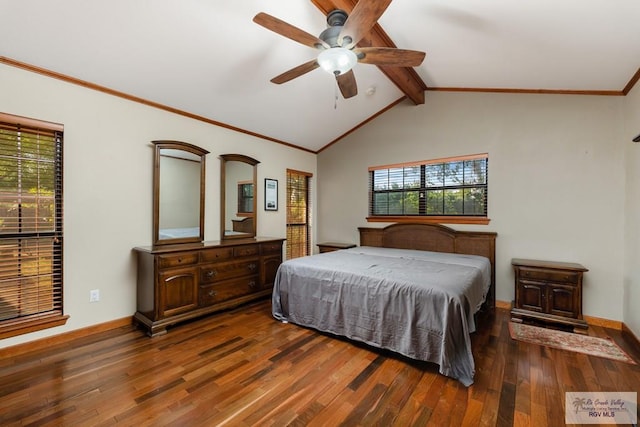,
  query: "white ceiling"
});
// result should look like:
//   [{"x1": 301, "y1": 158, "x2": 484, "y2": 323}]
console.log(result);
[{"x1": 1, "y1": 0, "x2": 639, "y2": 152}]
